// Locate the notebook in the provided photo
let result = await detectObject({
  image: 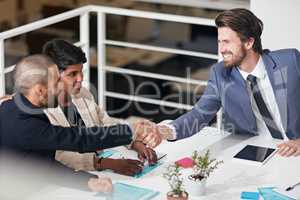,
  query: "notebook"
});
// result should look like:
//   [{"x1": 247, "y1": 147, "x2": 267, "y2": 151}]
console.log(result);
[
  {"x1": 97, "y1": 182, "x2": 160, "y2": 200},
  {"x1": 240, "y1": 191, "x2": 260, "y2": 200}
]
